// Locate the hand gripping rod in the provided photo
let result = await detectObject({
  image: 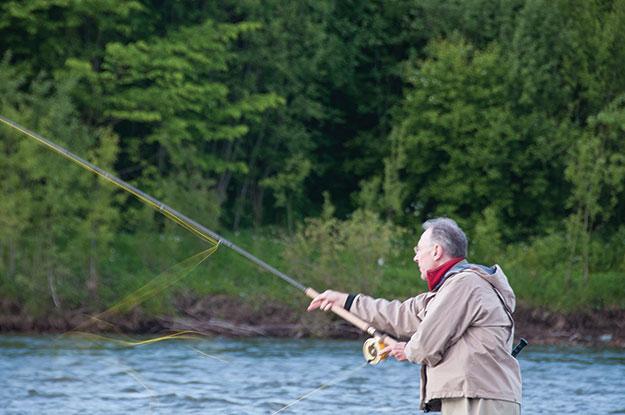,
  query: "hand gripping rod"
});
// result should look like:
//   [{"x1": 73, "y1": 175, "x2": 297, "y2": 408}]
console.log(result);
[{"x1": 0, "y1": 115, "x2": 398, "y2": 349}]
